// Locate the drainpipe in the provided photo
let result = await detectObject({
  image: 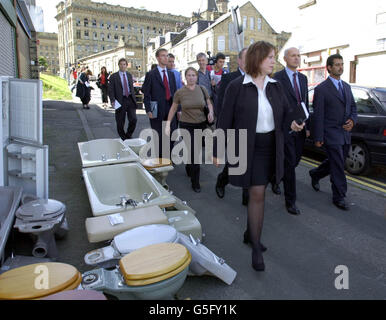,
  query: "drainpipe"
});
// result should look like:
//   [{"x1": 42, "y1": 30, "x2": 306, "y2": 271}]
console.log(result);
[{"x1": 13, "y1": 0, "x2": 21, "y2": 78}]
